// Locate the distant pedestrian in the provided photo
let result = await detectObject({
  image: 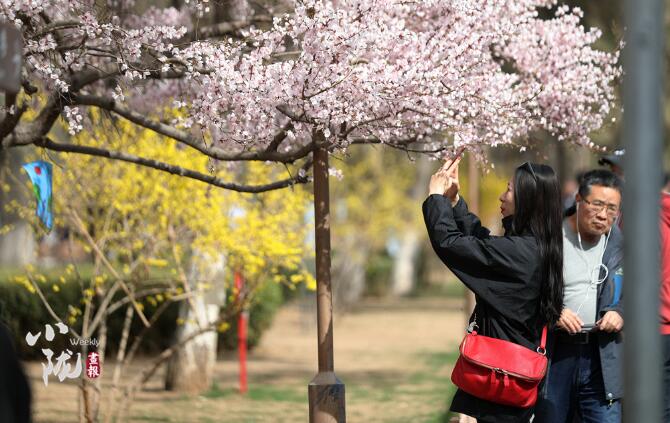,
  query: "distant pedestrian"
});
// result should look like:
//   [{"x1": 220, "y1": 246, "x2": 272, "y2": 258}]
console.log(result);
[
  {"x1": 659, "y1": 173, "x2": 670, "y2": 423},
  {"x1": 598, "y1": 150, "x2": 625, "y2": 179}
]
